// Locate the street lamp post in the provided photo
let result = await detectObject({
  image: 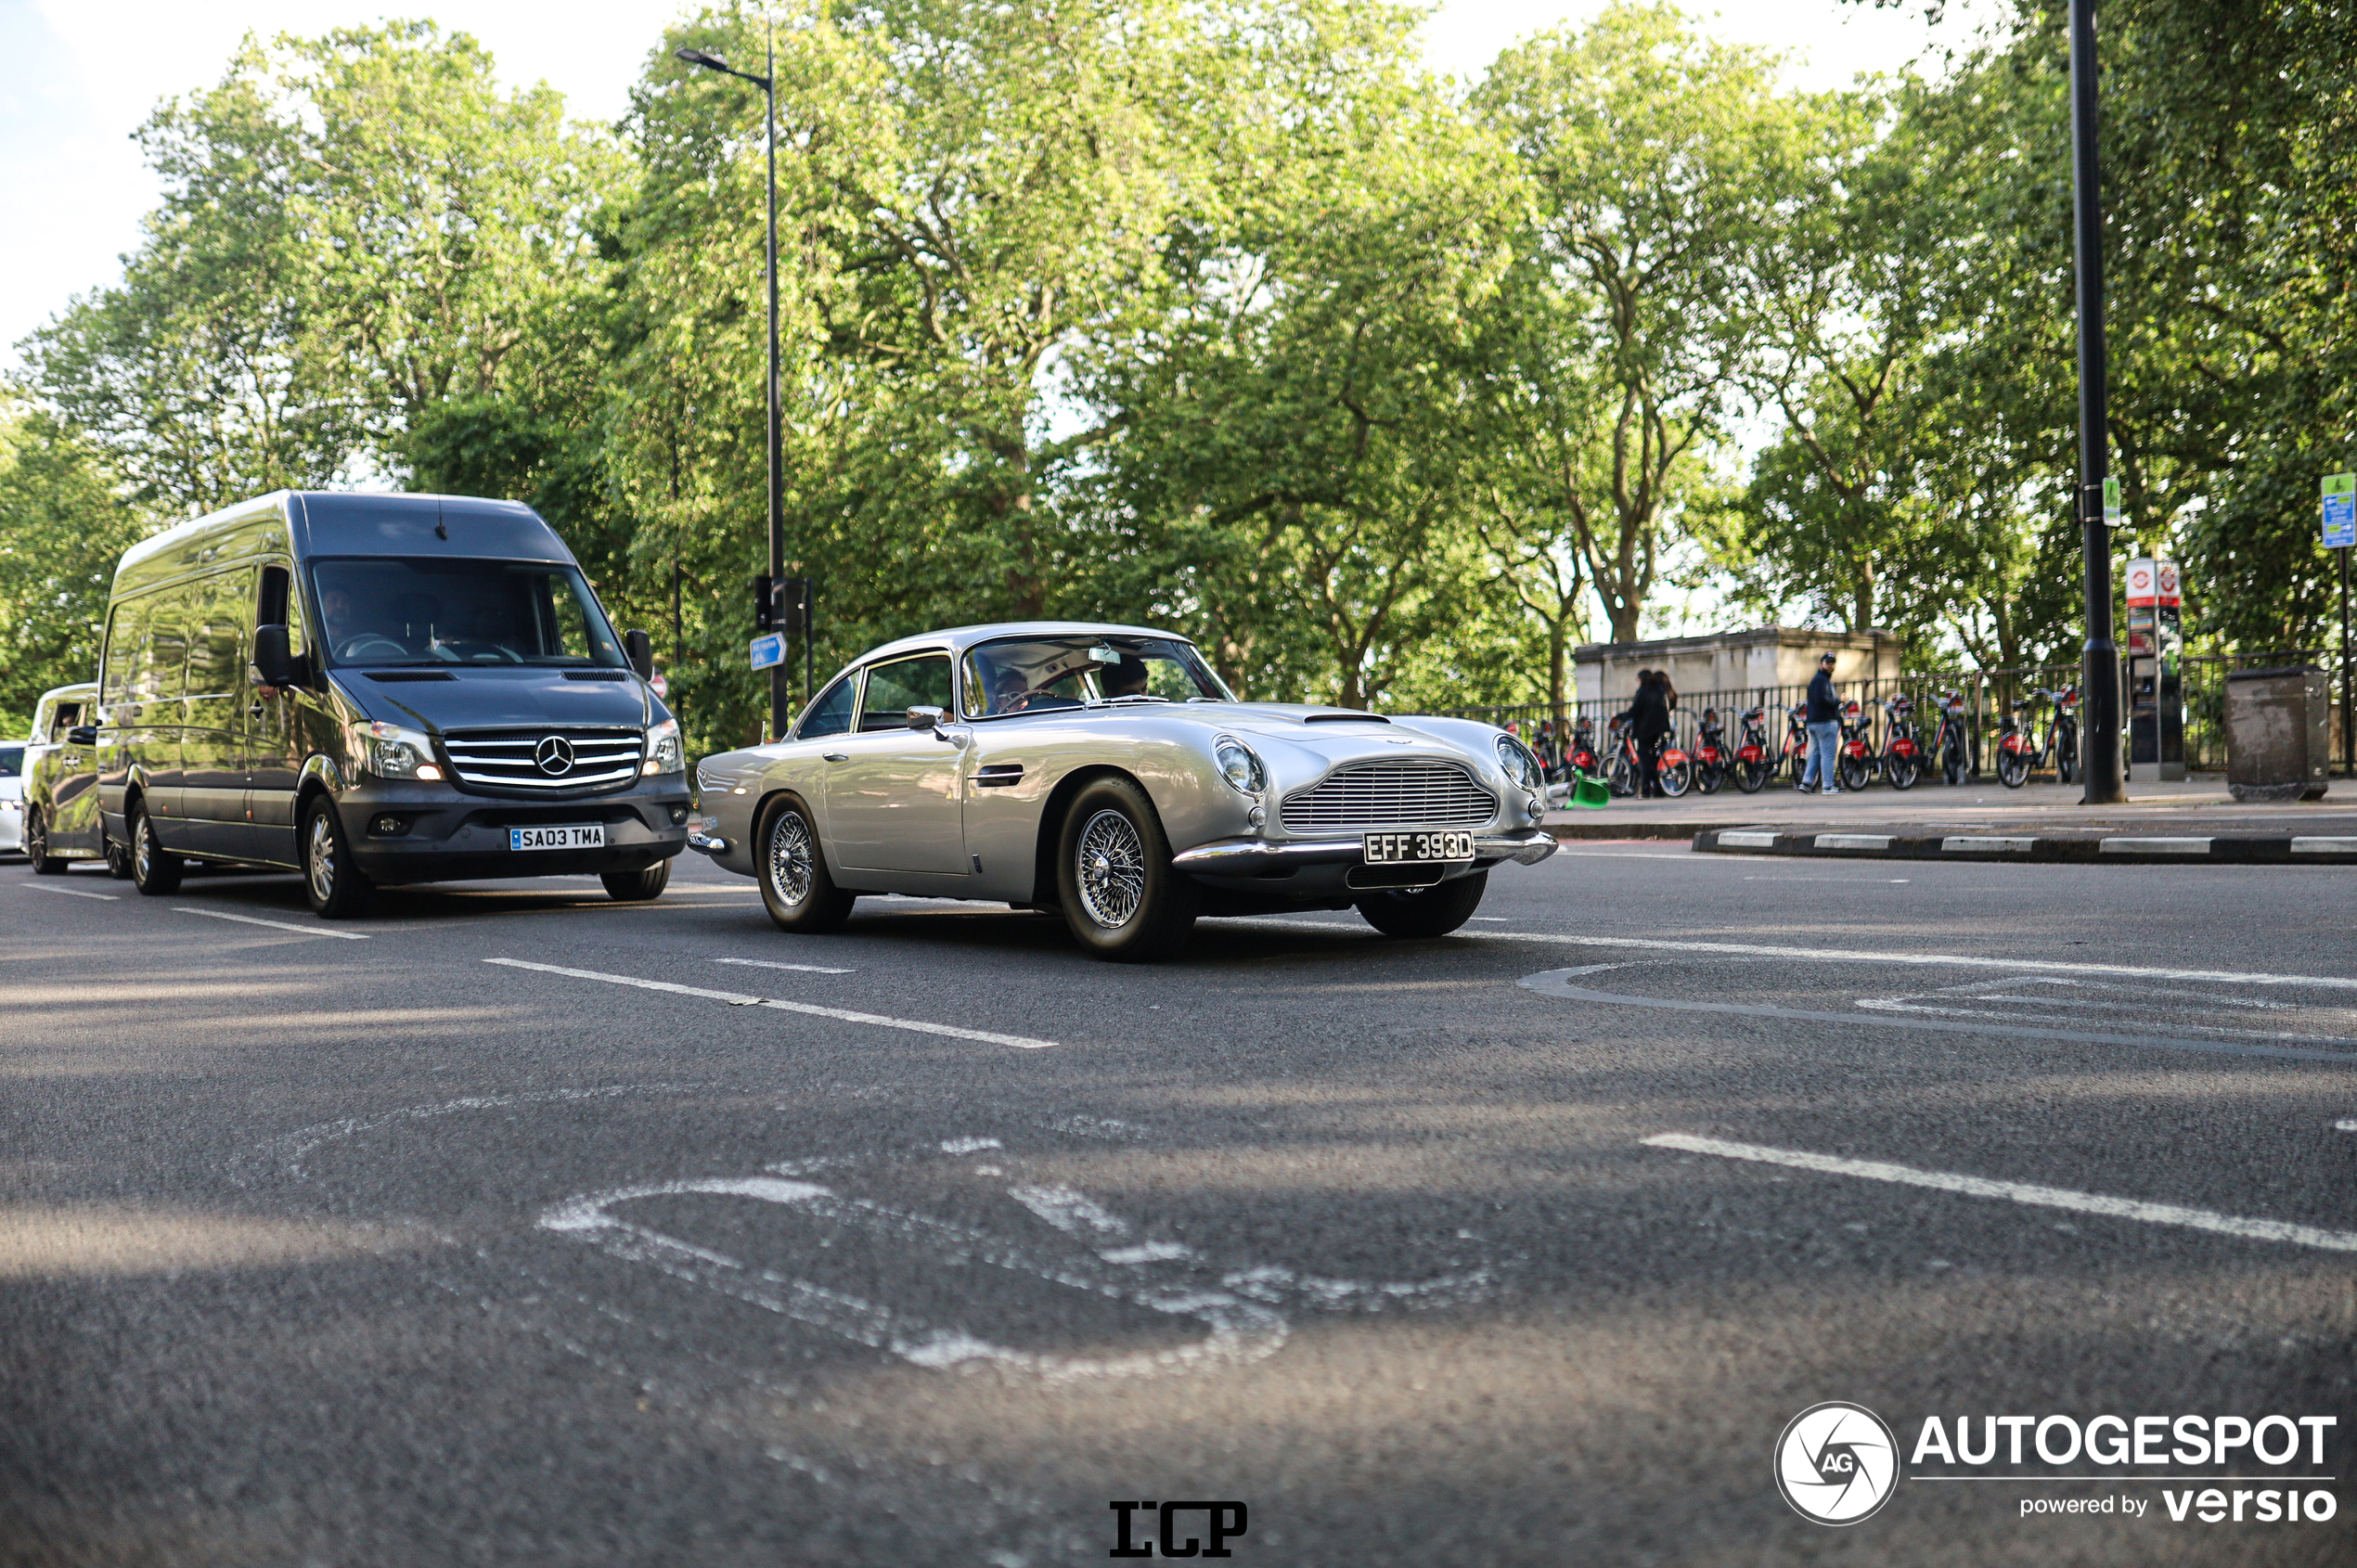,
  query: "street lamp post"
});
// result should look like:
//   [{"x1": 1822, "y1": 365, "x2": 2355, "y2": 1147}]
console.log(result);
[
  {"x1": 676, "y1": 26, "x2": 788, "y2": 741},
  {"x1": 2068, "y1": 0, "x2": 2126, "y2": 803}
]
